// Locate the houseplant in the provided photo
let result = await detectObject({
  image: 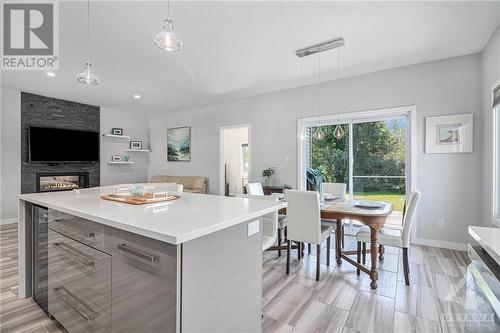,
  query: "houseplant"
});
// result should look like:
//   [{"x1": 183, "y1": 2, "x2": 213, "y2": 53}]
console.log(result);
[{"x1": 262, "y1": 167, "x2": 276, "y2": 186}]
